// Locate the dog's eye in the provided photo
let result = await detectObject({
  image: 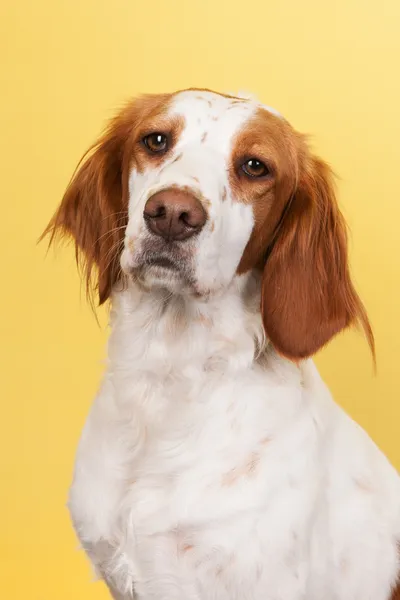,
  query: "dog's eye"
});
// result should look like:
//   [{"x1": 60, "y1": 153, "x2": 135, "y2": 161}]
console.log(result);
[
  {"x1": 143, "y1": 133, "x2": 168, "y2": 153},
  {"x1": 242, "y1": 158, "x2": 269, "y2": 178}
]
